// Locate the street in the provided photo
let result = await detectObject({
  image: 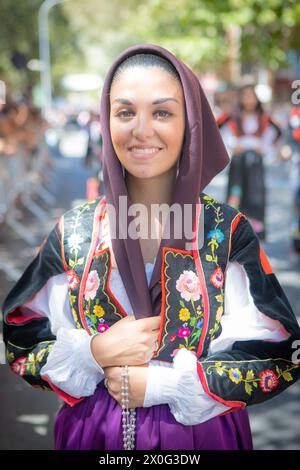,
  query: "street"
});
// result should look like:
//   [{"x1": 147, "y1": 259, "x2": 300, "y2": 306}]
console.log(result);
[{"x1": 0, "y1": 149, "x2": 299, "y2": 450}]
